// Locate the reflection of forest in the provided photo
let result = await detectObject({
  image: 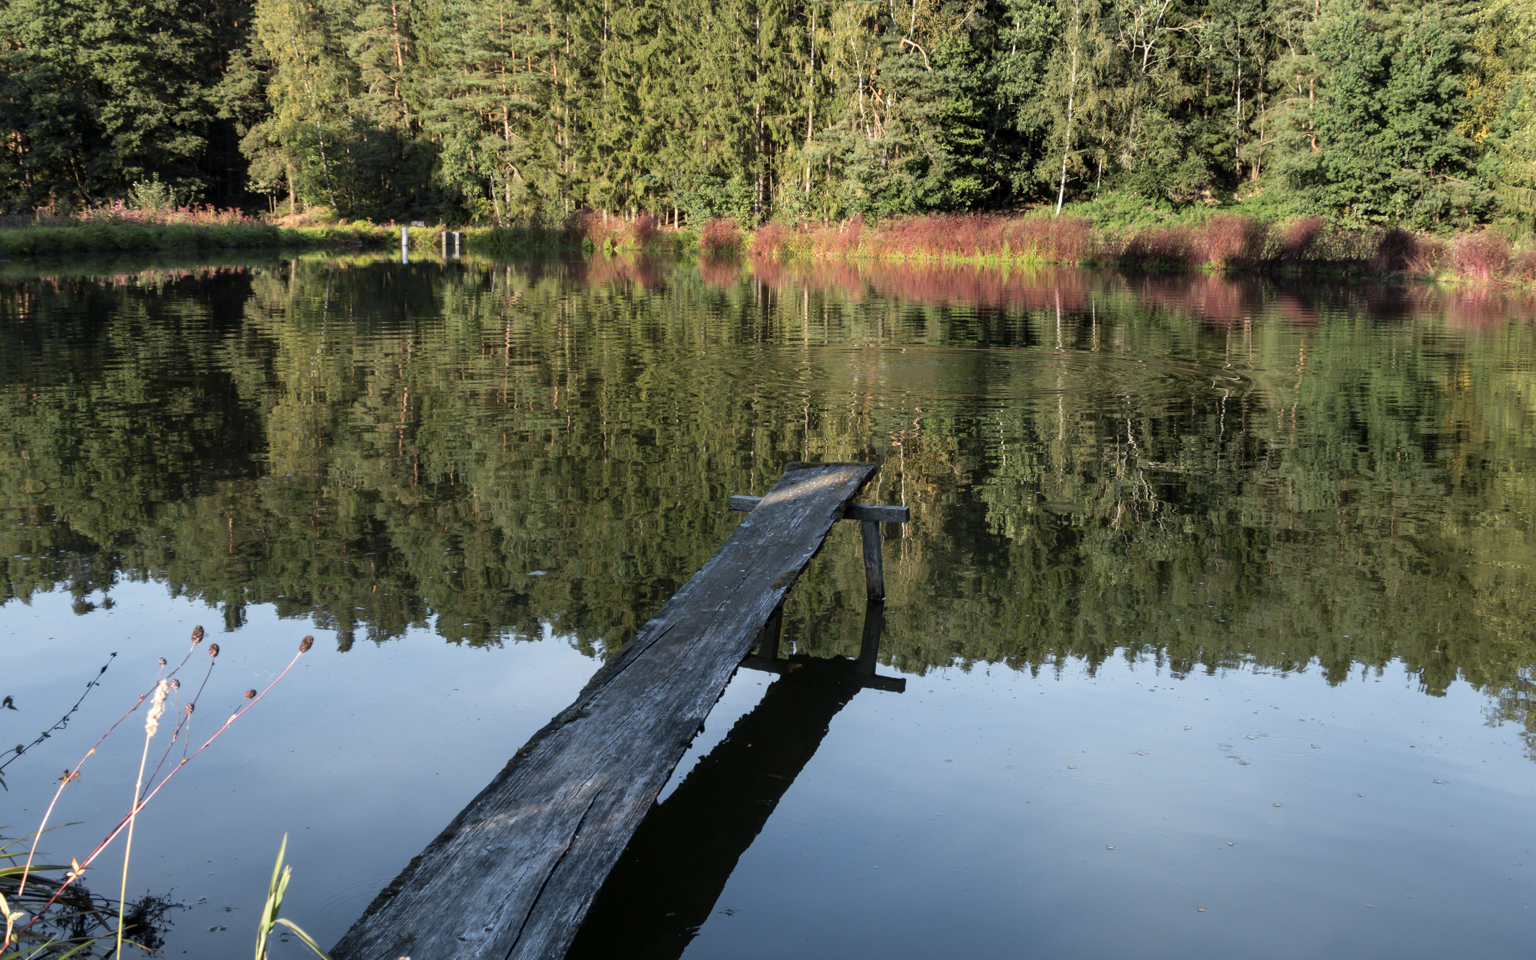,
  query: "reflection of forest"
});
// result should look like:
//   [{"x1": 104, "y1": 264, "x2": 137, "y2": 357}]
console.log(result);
[{"x1": 3, "y1": 257, "x2": 1536, "y2": 749}]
